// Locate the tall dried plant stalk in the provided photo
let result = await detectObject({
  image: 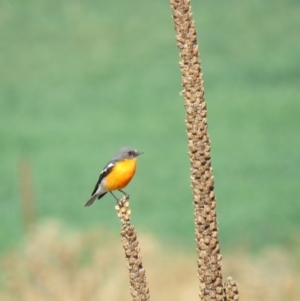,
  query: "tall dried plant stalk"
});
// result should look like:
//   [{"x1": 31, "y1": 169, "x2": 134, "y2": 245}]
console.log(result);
[
  {"x1": 170, "y1": 0, "x2": 239, "y2": 300},
  {"x1": 115, "y1": 196, "x2": 151, "y2": 301},
  {"x1": 18, "y1": 158, "x2": 36, "y2": 233}
]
